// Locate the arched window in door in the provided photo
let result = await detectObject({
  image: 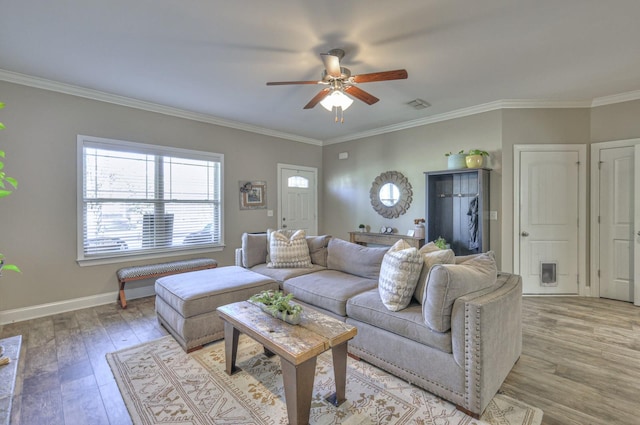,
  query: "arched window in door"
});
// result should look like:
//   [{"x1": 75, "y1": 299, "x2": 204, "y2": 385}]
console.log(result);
[{"x1": 288, "y1": 175, "x2": 309, "y2": 188}]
